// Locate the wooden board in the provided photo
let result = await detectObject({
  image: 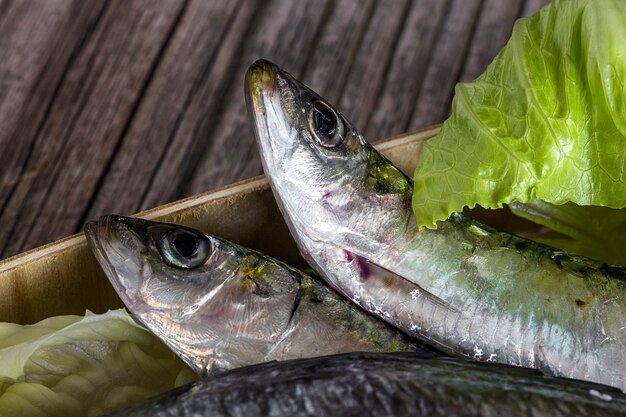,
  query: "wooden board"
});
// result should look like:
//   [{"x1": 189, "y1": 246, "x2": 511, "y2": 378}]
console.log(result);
[
  {"x1": 0, "y1": 126, "x2": 435, "y2": 324},
  {"x1": 0, "y1": 0, "x2": 550, "y2": 261}
]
